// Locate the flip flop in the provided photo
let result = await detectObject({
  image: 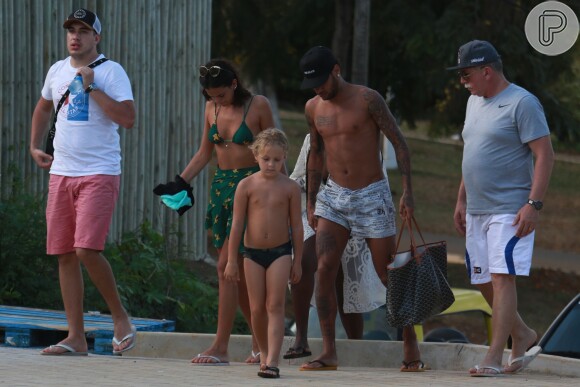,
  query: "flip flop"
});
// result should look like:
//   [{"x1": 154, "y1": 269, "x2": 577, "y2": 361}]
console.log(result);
[
  {"x1": 299, "y1": 359, "x2": 337, "y2": 371},
  {"x1": 400, "y1": 359, "x2": 426, "y2": 372},
  {"x1": 258, "y1": 365, "x2": 280, "y2": 378},
  {"x1": 470, "y1": 365, "x2": 504, "y2": 377},
  {"x1": 191, "y1": 354, "x2": 230, "y2": 366},
  {"x1": 504, "y1": 345, "x2": 542, "y2": 374},
  {"x1": 40, "y1": 343, "x2": 88, "y2": 356},
  {"x1": 283, "y1": 346, "x2": 312, "y2": 359},
  {"x1": 246, "y1": 351, "x2": 261, "y2": 365},
  {"x1": 112, "y1": 326, "x2": 137, "y2": 355}
]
